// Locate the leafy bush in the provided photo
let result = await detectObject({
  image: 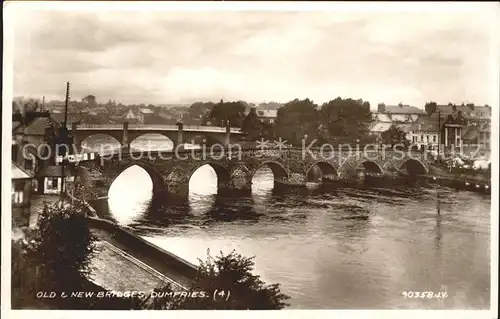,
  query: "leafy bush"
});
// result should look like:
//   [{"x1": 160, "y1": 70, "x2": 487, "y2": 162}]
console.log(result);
[{"x1": 143, "y1": 250, "x2": 291, "y2": 310}]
